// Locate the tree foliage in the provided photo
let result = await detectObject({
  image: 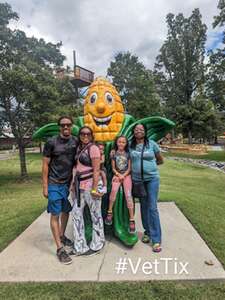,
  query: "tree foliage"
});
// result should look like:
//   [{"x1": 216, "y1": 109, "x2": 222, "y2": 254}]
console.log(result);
[
  {"x1": 206, "y1": 51, "x2": 225, "y2": 112},
  {"x1": 213, "y1": 0, "x2": 225, "y2": 31},
  {"x1": 0, "y1": 3, "x2": 78, "y2": 178},
  {"x1": 107, "y1": 52, "x2": 161, "y2": 119},
  {"x1": 154, "y1": 9, "x2": 212, "y2": 143},
  {"x1": 206, "y1": 0, "x2": 225, "y2": 112}
]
